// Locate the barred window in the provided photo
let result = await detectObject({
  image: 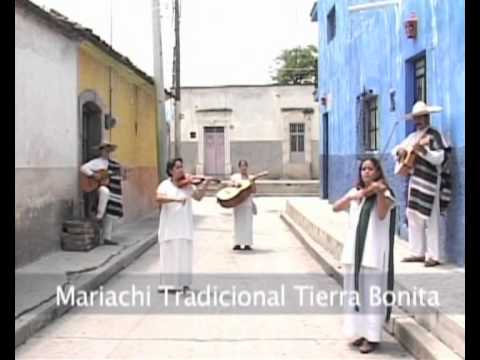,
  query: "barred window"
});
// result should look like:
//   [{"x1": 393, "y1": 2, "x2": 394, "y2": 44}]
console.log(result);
[
  {"x1": 364, "y1": 97, "x2": 379, "y2": 151},
  {"x1": 414, "y1": 56, "x2": 426, "y2": 103},
  {"x1": 290, "y1": 123, "x2": 305, "y2": 152}
]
